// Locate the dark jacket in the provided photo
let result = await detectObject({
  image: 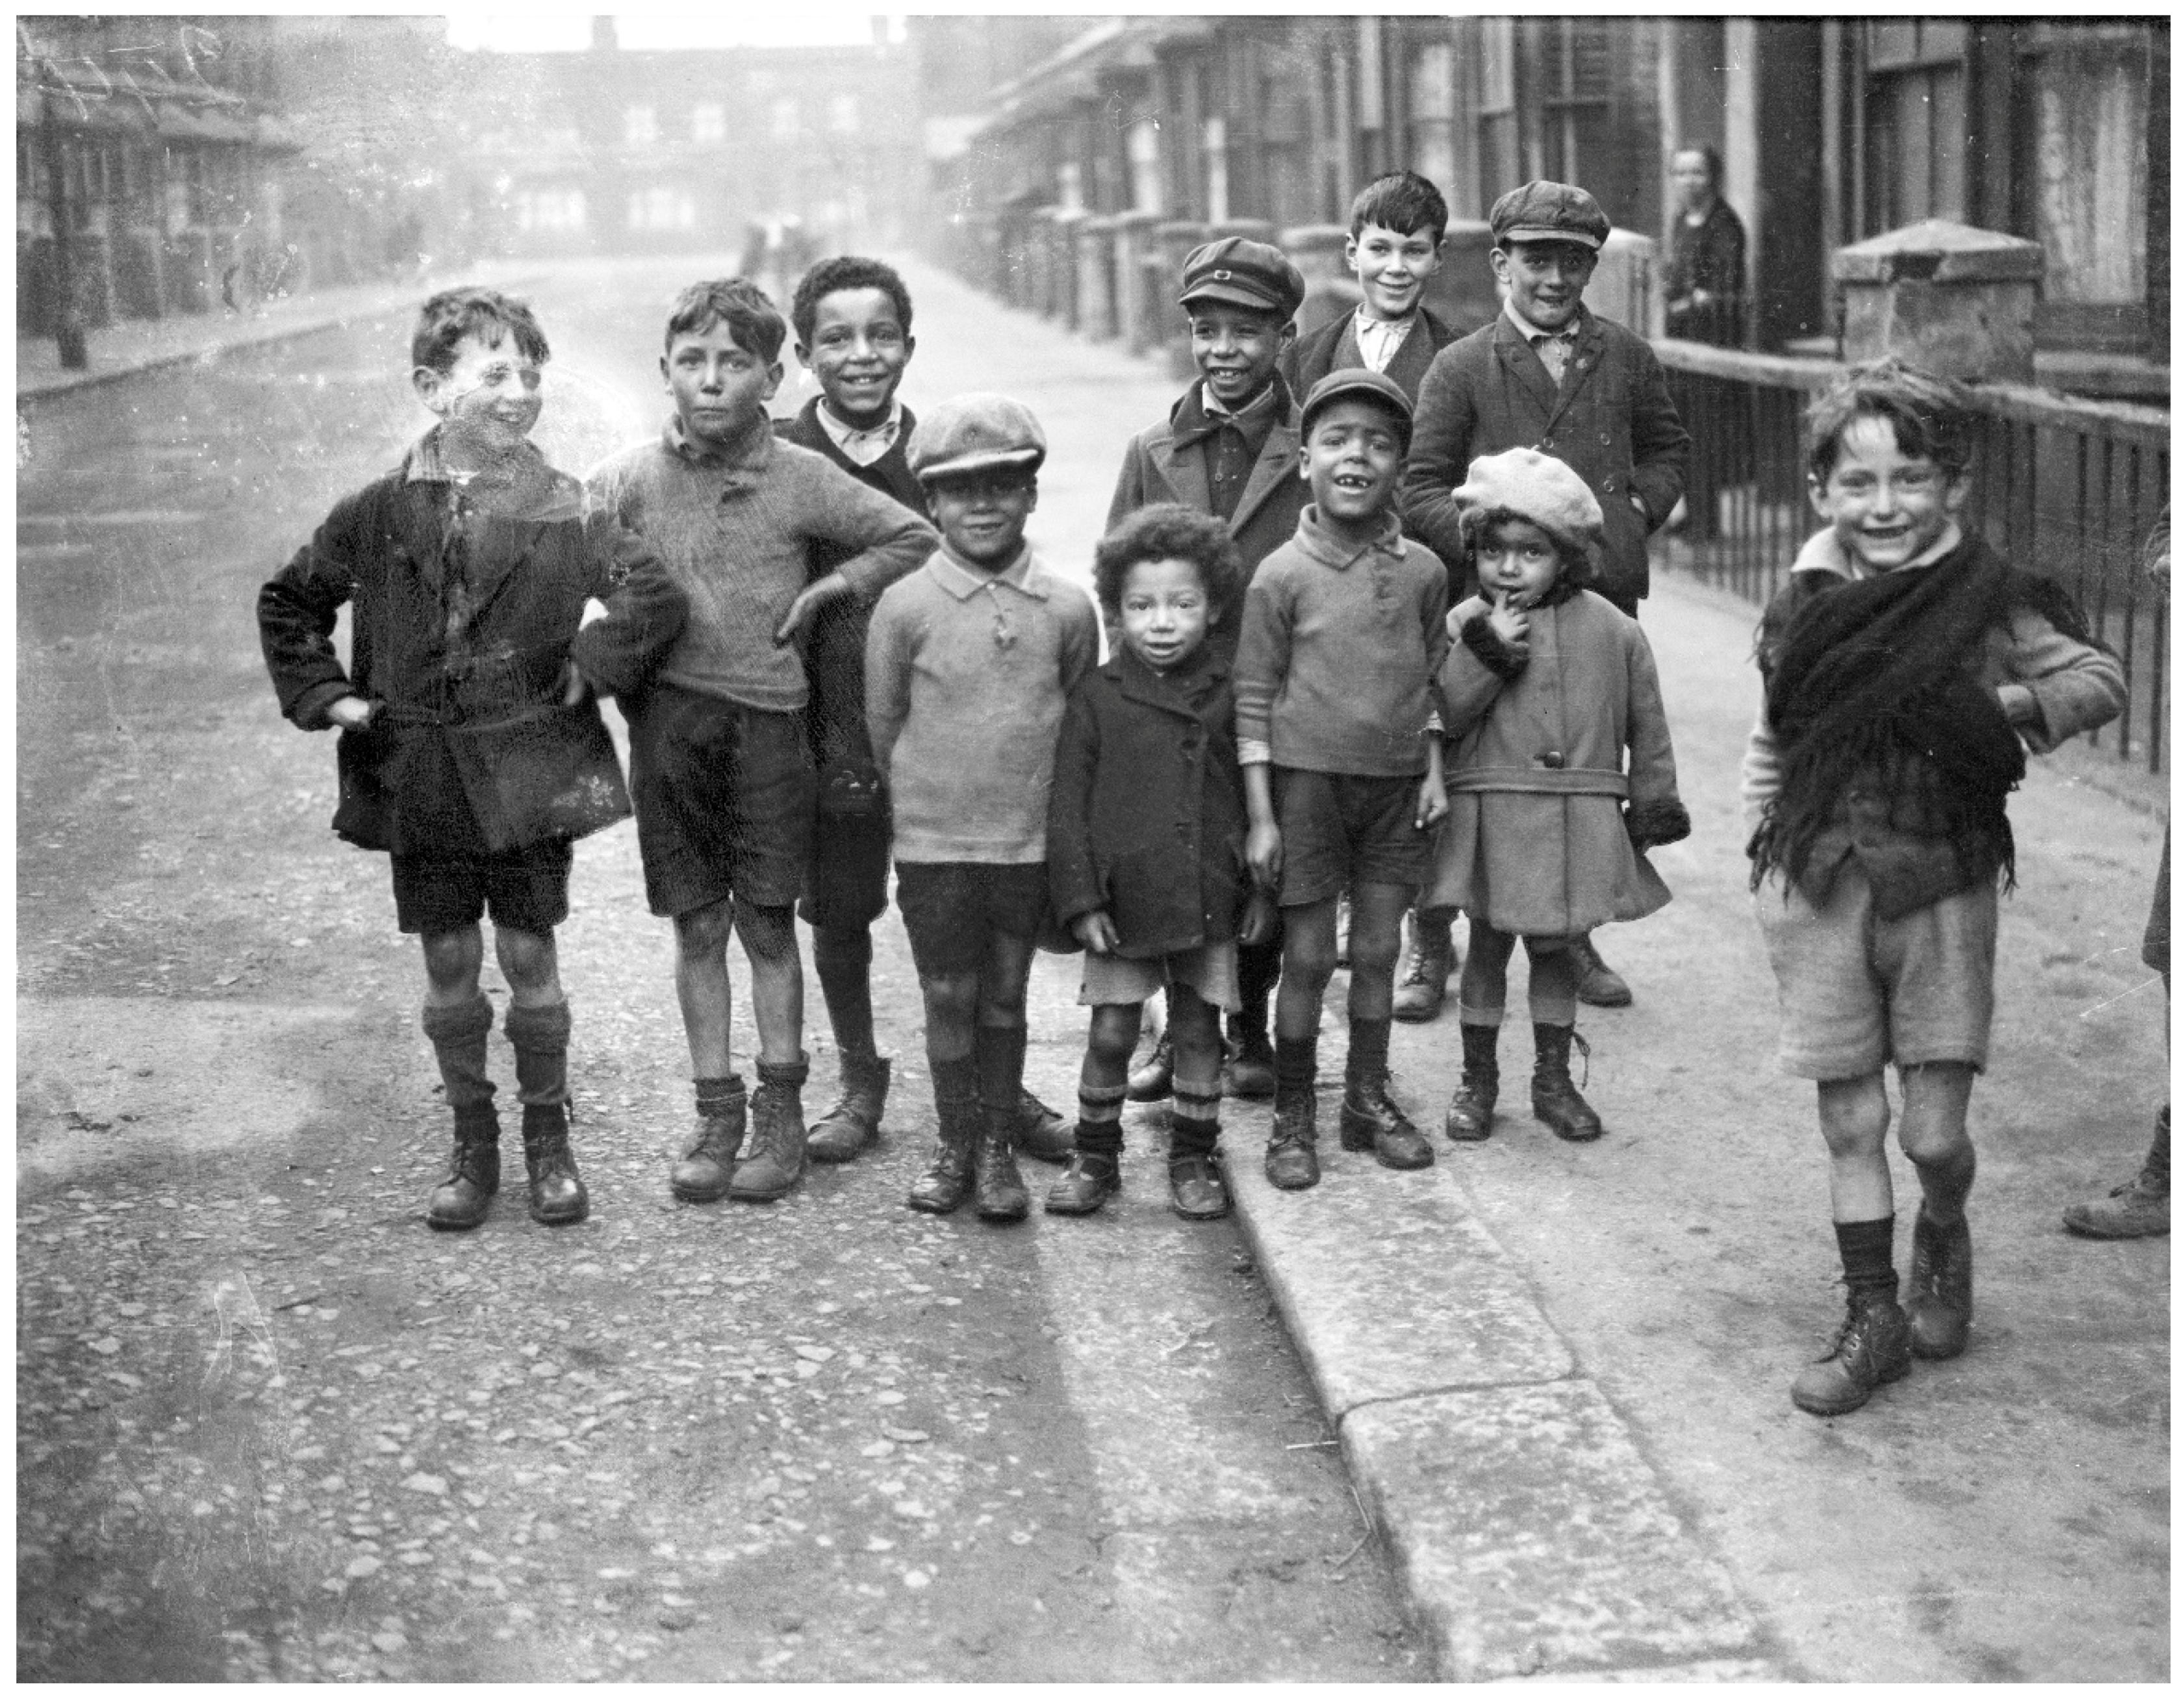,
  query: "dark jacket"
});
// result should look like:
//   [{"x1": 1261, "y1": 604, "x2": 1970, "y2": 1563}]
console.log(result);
[
  {"x1": 1107, "y1": 381, "x2": 1306, "y2": 665},
  {"x1": 259, "y1": 438, "x2": 672, "y2": 856},
  {"x1": 1399, "y1": 308, "x2": 1690, "y2": 612},
  {"x1": 1047, "y1": 646, "x2": 1249, "y2": 958},
  {"x1": 1664, "y1": 199, "x2": 1747, "y2": 348},
  {"x1": 1280, "y1": 304, "x2": 1460, "y2": 405},
  {"x1": 774, "y1": 398, "x2": 926, "y2": 796}
]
